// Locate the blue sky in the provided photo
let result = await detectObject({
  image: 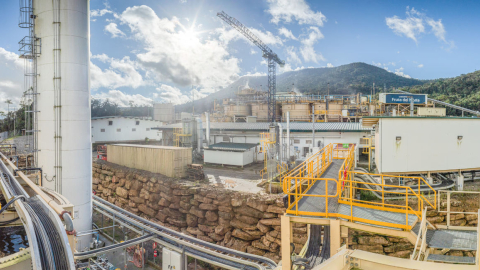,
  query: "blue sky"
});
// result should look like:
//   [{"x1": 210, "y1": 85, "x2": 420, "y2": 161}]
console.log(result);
[{"x1": 0, "y1": 0, "x2": 479, "y2": 110}]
